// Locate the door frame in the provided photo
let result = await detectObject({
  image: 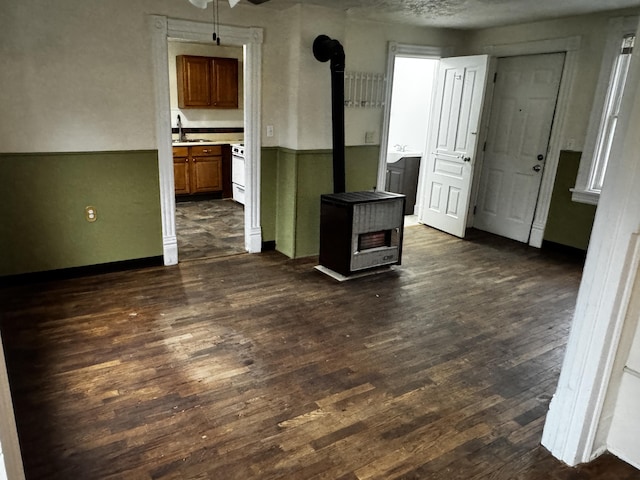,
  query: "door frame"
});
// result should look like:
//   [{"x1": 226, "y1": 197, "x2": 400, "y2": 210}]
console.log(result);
[
  {"x1": 377, "y1": 42, "x2": 454, "y2": 215},
  {"x1": 477, "y1": 36, "x2": 581, "y2": 247},
  {"x1": 148, "y1": 15, "x2": 263, "y2": 265},
  {"x1": 473, "y1": 52, "x2": 566, "y2": 243}
]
